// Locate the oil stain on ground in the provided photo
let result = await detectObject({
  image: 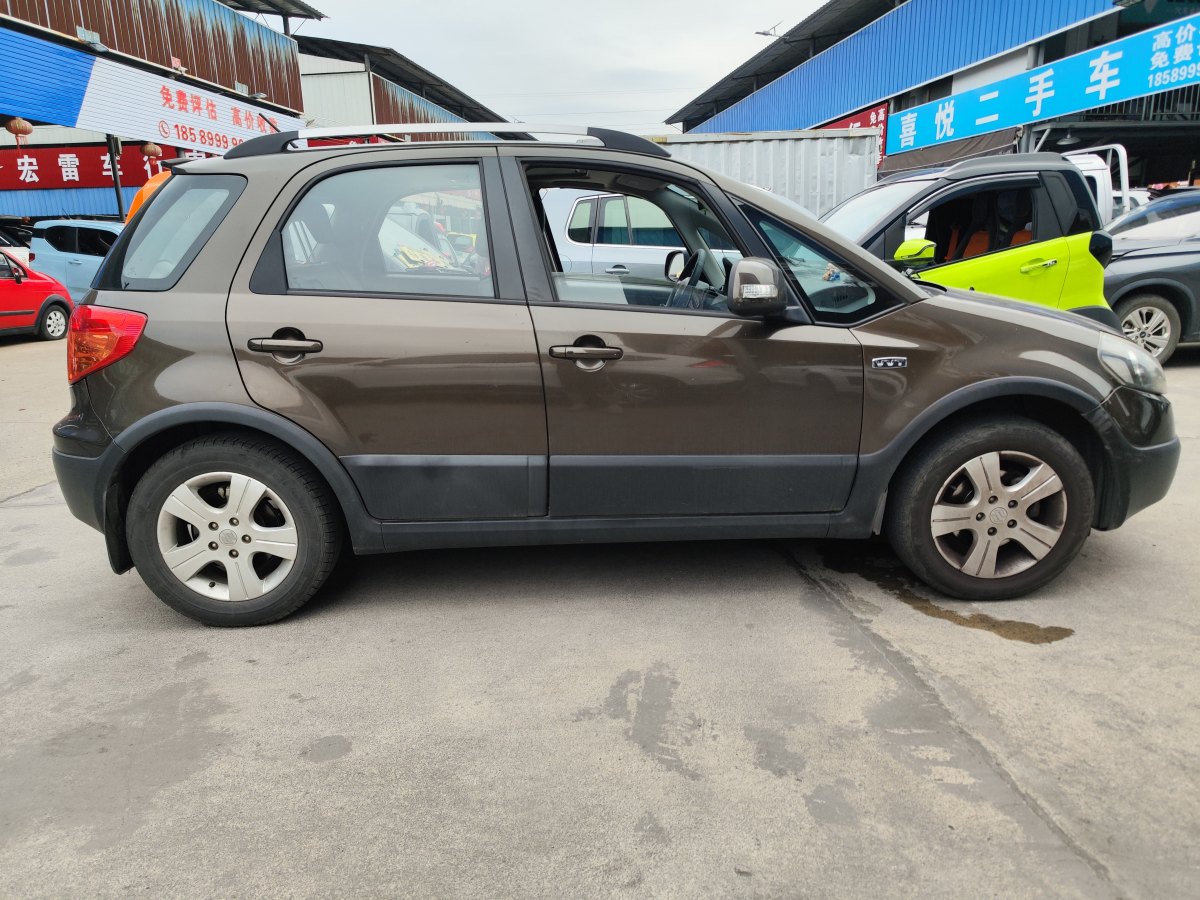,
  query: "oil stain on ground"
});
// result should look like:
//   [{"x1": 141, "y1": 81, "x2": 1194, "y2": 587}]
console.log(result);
[
  {"x1": 804, "y1": 542, "x2": 1073, "y2": 645},
  {"x1": 576, "y1": 664, "x2": 701, "y2": 780}
]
